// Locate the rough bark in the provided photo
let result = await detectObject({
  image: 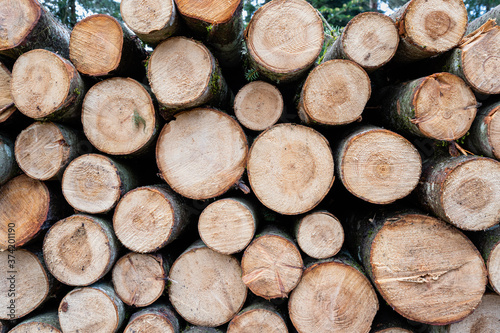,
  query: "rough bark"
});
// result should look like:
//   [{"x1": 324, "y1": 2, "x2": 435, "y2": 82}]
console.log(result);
[
  {"x1": 184, "y1": 327, "x2": 223, "y2": 333},
  {"x1": 124, "y1": 304, "x2": 180, "y2": 333},
  {"x1": 0, "y1": 62, "x2": 17, "y2": 124},
  {"x1": 227, "y1": 302, "x2": 288, "y2": 333},
  {"x1": 464, "y1": 99, "x2": 500, "y2": 159},
  {"x1": 0, "y1": 133, "x2": 18, "y2": 185},
  {"x1": 9, "y1": 312, "x2": 61, "y2": 333},
  {"x1": 469, "y1": 226, "x2": 500, "y2": 295}
]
